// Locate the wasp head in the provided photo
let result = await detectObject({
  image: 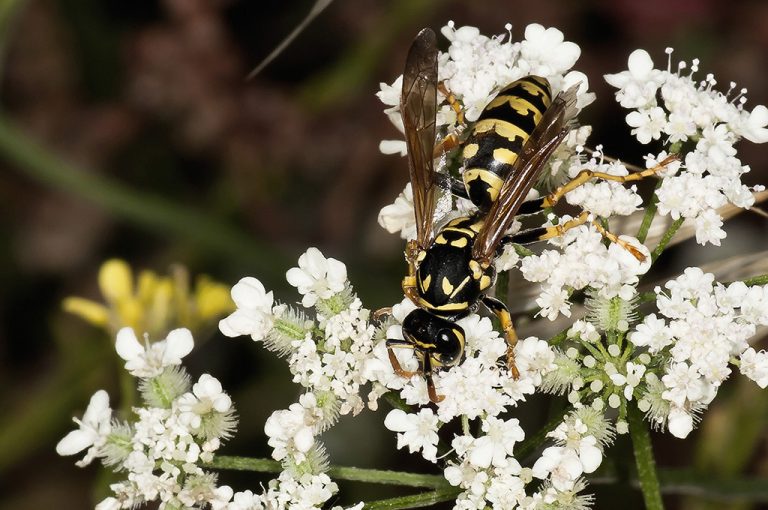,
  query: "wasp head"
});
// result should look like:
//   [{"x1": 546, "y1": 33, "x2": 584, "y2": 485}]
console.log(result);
[{"x1": 402, "y1": 308, "x2": 465, "y2": 369}]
